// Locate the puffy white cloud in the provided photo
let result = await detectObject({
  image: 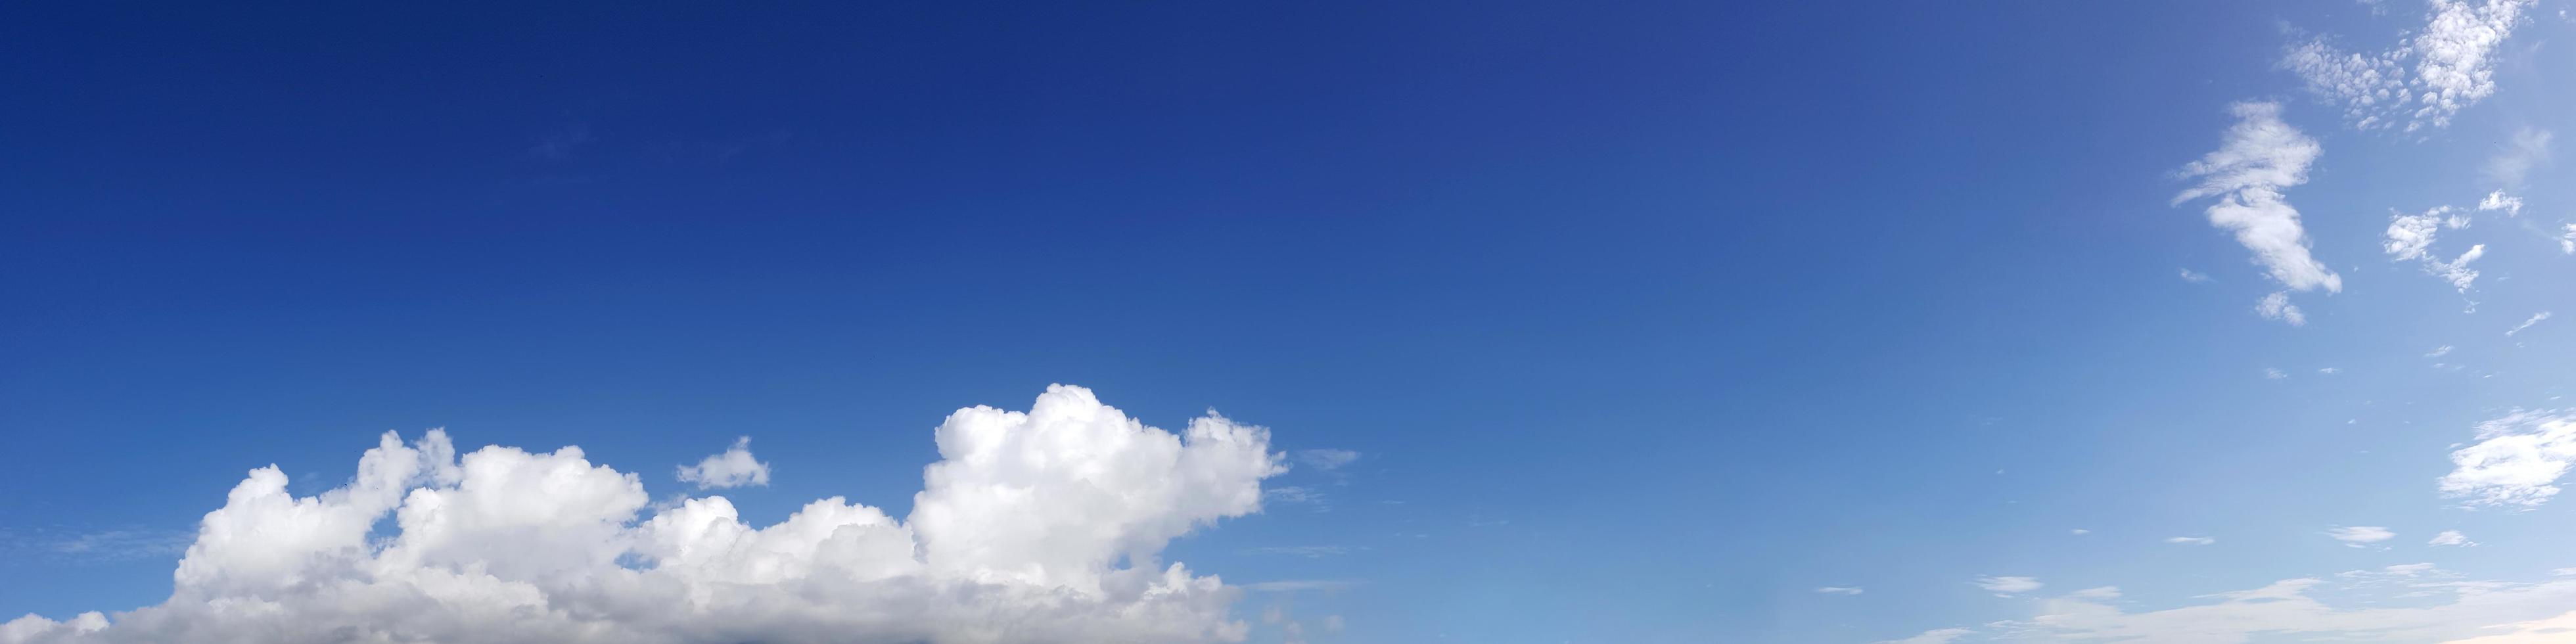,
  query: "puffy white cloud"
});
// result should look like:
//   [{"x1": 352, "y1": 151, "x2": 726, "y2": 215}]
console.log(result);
[
  {"x1": 2326, "y1": 526, "x2": 2396, "y2": 546},
  {"x1": 2429, "y1": 530, "x2": 2475, "y2": 546},
  {"x1": 2559, "y1": 224, "x2": 2575, "y2": 254},
  {"x1": 2257, "y1": 292, "x2": 2308, "y2": 327},
  {"x1": 2282, "y1": 0, "x2": 2536, "y2": 131},
  {"x1": 1815, "y1": 586, "x2": 1865, "y2": 596},
  {"x1": 2383, "y1": 200, "x2": 2498, "y2": 293},
  {"x1": 2167, "y1": 536, "x2": 2218, "y2": 545},
  {"x1": 1978, "y1": 576, "x2": 2044, "y2": 595},
  {"x1": 2443, "y1": 409, "x2": 2576, "y2": 507},
  {"x1": 2178, "y1": 268, "x2": 2213, "y2": 283},
  {"x1": 676, "y1": 436, "x2": 771, "y2": 489},
  {"x1": 2175, "y1": 103, "x2": 2341, "y2": 298},
  {"x1": 2477, "y1": 190, "x2": 2523, "y2": 216},
  {"x1": 0, "y1": 384, "x2": 1285, "y2": 644},
  {"x1": 2506, "y1": 311, "x2": 2550, "y2": 336}
]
